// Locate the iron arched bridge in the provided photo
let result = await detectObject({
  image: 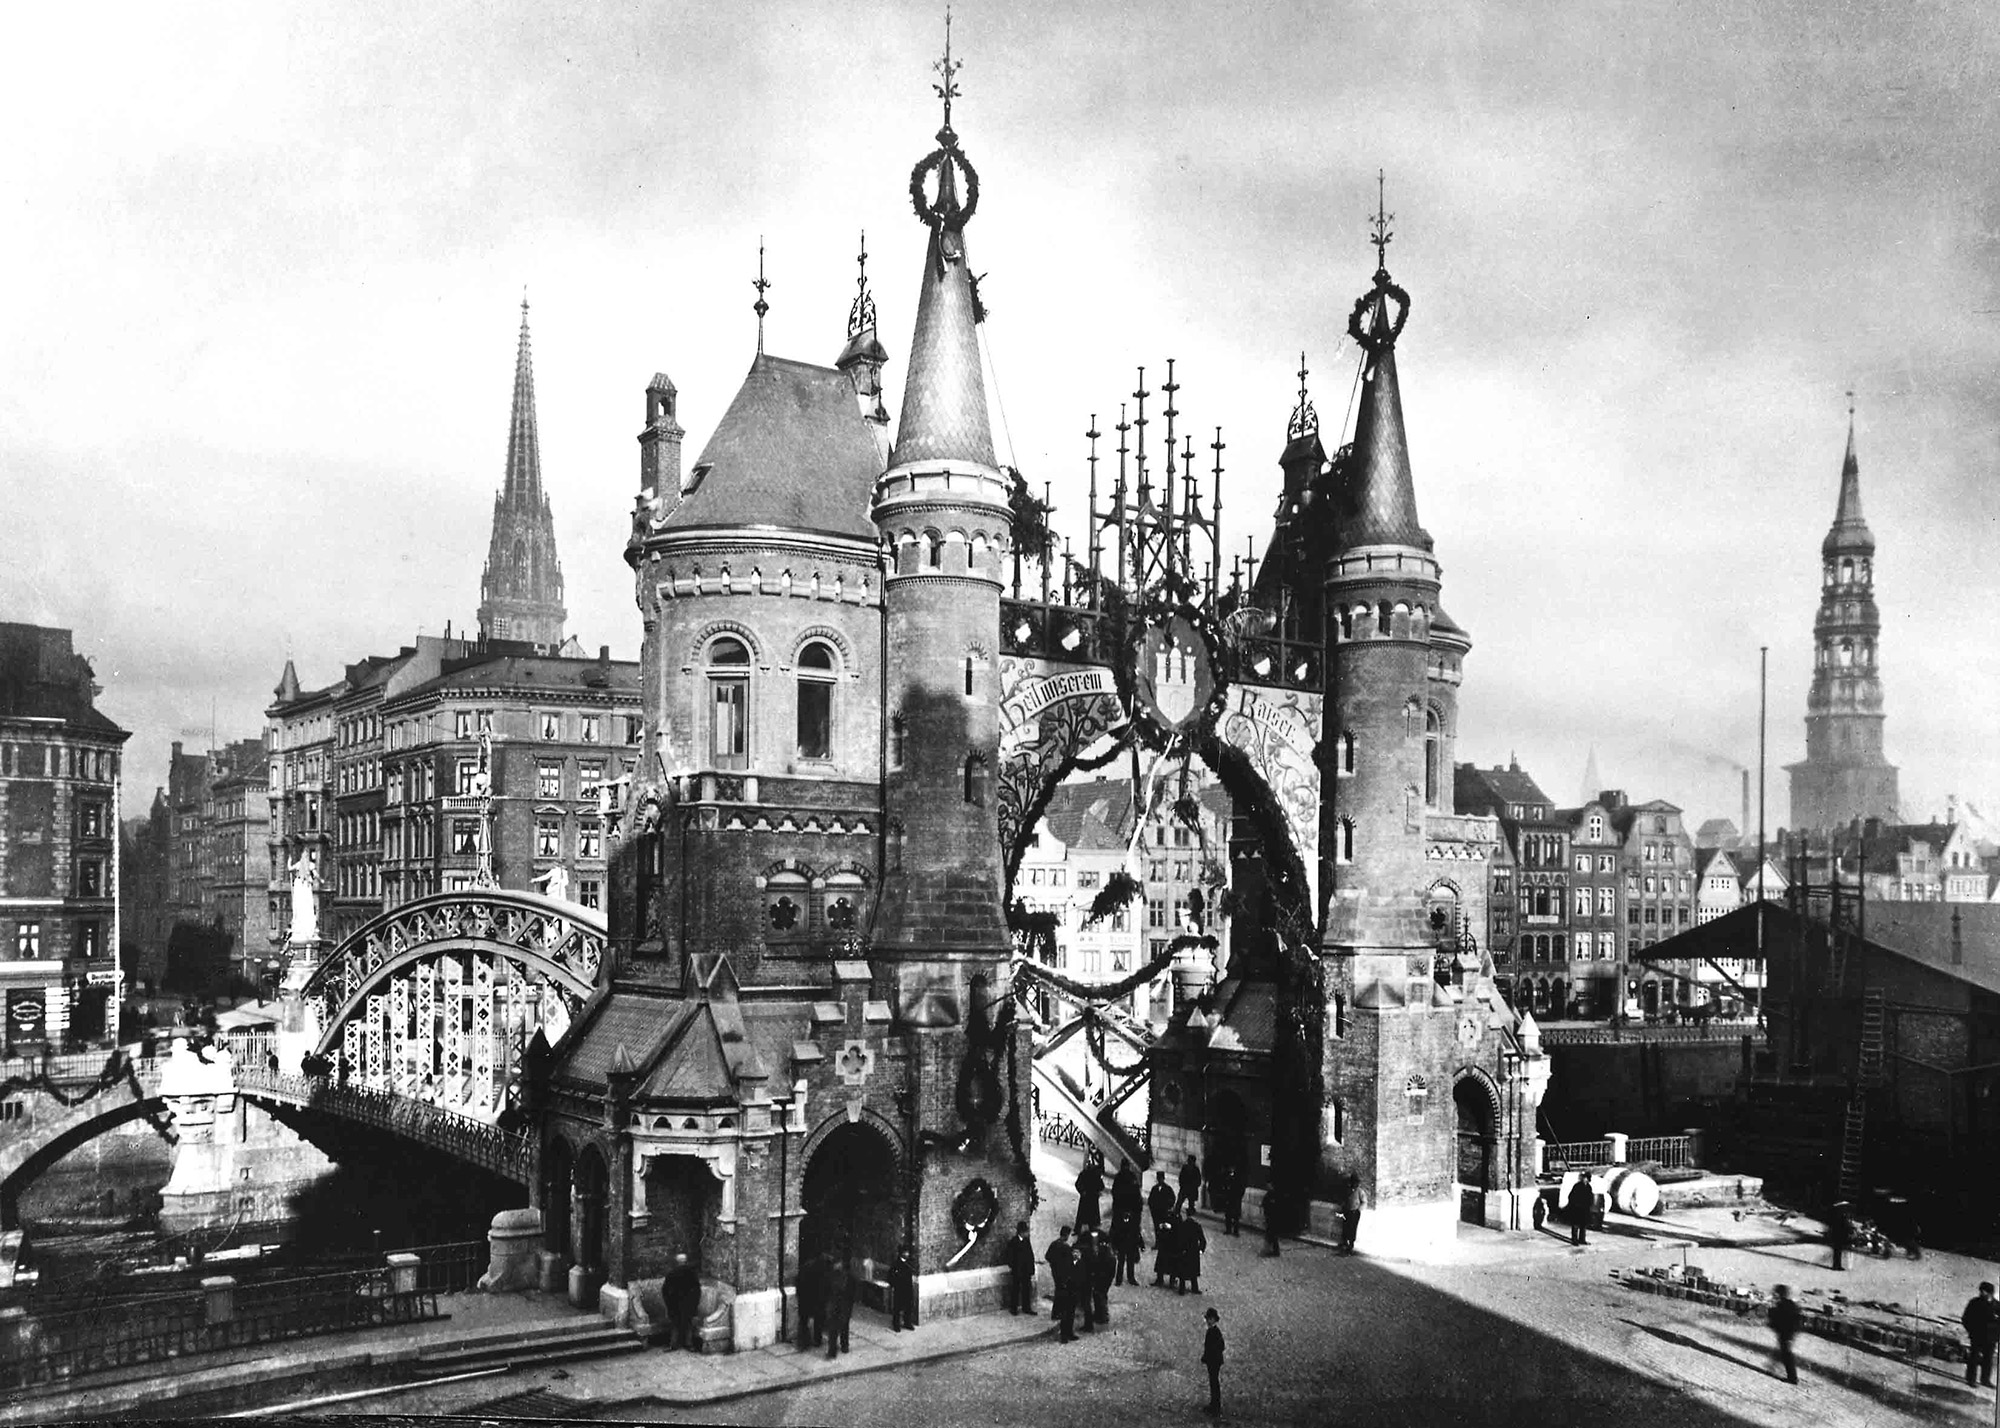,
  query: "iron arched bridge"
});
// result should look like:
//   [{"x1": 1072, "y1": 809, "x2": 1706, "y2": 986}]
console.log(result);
[{"x1": 301, "y1": 890, "x2": 607, "y2": 1123}]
